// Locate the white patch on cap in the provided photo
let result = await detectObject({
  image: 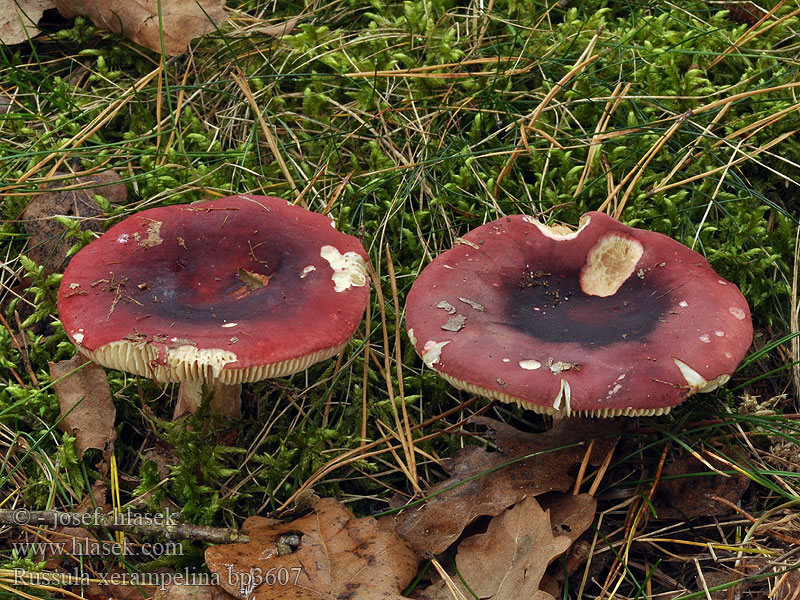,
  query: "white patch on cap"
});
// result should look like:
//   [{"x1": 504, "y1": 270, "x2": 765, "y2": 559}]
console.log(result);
[
  {"x1": 320, "y1": 246, "x2": 368, "y2": 292},
  {"x1": 117, "y1": 234, "x2": 130, "y2": 243},
  {"x1": 715, "y1": 330, "x2": 725, "y2": 337},
  {"x1": 729, "y1": 307, "x2": 746, "y2": 320},
  {"x1": 673, "y1": 358, "x2": 731, "y2": 394},
  {"x1": 519, "y1": 359, "x2": 541, "y2": 370},
  {"x1": 679, "y1": 300, "x2": 689, "y2": 308},
  {"x1": 580, "y1": 234, "x2": 644, "y2": 297},
  {"x1": 222, "y1": 322, "x2": 237, "y2": 328},
  {"x1": 673, "y1": 358, "x2": 707, "y2": 391},
  {"x1": 699, "y1": 334, "x2": 711, "y2": 343},
  {"x1": 407, "y1": 328, "x2": 417, "y2": 346},
  {"x1": 552, "y1": 379, "x2": 571, "y2": 415},
  {"x1": 718, "y1": 280, "x2": 728, "y2": 285},
  {"x1": 524, "y1": 214, "x2": 591, "y2": 240},
  {"x1": 502, "y1": 358, "x2": 510, "y2": 363},
  {"x1": 422, "y1": 340, "x2": 449, "y2": 368},
  {"x1": 73, "y1": 332, "x2": 84, "y2": 344},
  {"x1": 607, "y1": 383, "x2": 622, "y2": 397},
  {"x1": 301, "y1": 265, "x2": 316, "y2": 278}
]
